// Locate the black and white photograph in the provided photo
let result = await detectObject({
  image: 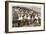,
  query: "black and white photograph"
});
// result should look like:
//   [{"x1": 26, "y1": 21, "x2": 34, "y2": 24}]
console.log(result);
[
  {"x1": 5, "y1": 1, "x2": 45, "y2": 33},
  {"x1": 12, "y1": 6, "x2": 41, "y2": 27}
]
